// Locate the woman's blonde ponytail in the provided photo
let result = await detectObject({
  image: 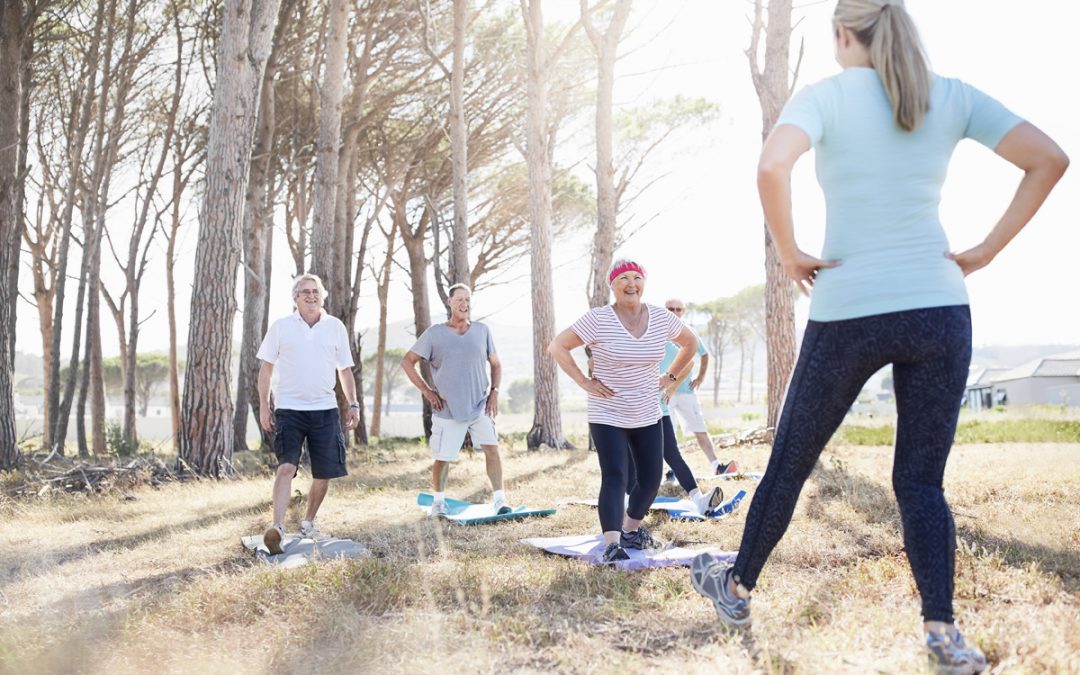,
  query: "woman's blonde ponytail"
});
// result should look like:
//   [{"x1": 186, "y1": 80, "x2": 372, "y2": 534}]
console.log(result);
[{"x1": 835, "y1": 0, "x2": 931, "y2": 131}]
